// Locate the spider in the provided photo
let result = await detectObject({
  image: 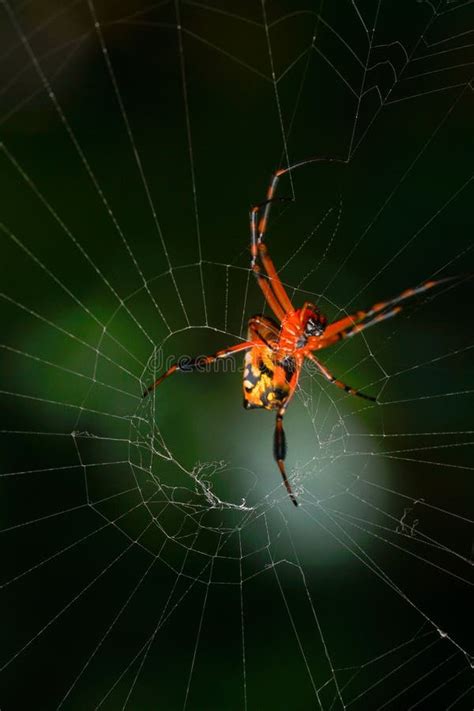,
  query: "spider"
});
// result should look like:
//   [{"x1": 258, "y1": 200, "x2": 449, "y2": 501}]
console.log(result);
[{"x1": 144, "y1": 158, "x2": 448, "y2": 506}]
